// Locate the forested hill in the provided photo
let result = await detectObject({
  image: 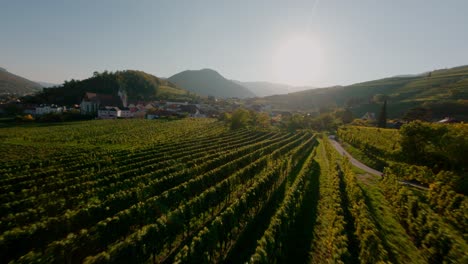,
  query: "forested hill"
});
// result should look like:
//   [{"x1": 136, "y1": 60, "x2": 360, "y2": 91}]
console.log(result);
[
  {"x1": 258, "y1": 65, "x2": 468, "y2": 120},
  {"x1": 0, "y1": 67, "x2": 43, "y2": 95},
  {"x1": 168, "y1": 68, "x2": 256, "y2": 98},
  {"x1": 27, "y1": 70, "x2": 195, "y2": 105}
]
